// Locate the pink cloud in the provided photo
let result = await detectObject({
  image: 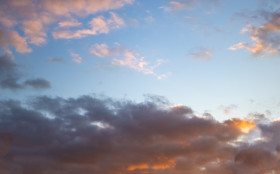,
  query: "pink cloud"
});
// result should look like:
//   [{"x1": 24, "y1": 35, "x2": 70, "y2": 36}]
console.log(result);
[{"x1": 0, "y1": 0, "x2": 132, "y2": 53}]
